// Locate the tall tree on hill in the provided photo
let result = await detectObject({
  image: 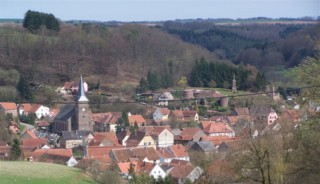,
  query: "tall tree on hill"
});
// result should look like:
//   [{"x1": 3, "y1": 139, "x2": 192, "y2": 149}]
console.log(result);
[
  {"x1": 147, "y1": 71, "x2": 160, "y2": 91},
  {"x1": 23, "y1": 10, "x2": 60, "y2": 33},
  {"x1": 138, "y1": 77, "x2": 149, "y2": 93},
  {"x1": 17, "y1": 75, "x2": 34, "y2": 101}
]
